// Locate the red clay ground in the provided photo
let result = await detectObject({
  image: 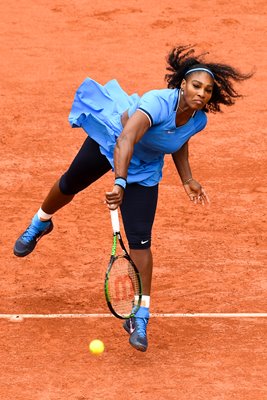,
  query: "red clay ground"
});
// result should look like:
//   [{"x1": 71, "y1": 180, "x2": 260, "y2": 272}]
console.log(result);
[{"x1": 0, "y1": 0, "x2": 266, "y2": 399}]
